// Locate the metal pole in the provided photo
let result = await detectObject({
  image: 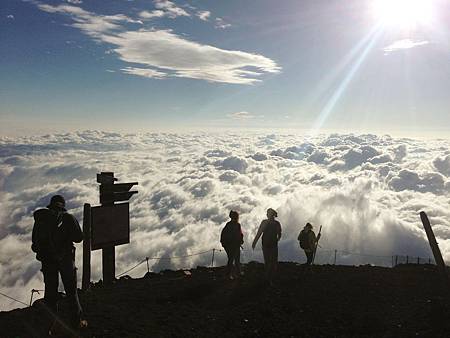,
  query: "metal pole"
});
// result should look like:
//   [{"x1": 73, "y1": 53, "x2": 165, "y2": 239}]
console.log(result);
[
  {"x1": 406, "y1": 255, "x2": 409, "y2": 264},
  {"x1": 334, "y1": 250, "x2": 337, "y2": 265},
  {"x1": 146, "y1": 257, "x2": 150, "y2": 273},
  {"x1": 82, "y1": 203, "x2": 91, "y2": 290},
  {"x1": 420, "y1": 211, "x2": 448, "y2": 280},
  {"x1": 211, "y1": 249, "x2": 216, "y2": 267},
  {"x1": 395, "y1": 255, "x2": 398, "y2": 266}
]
